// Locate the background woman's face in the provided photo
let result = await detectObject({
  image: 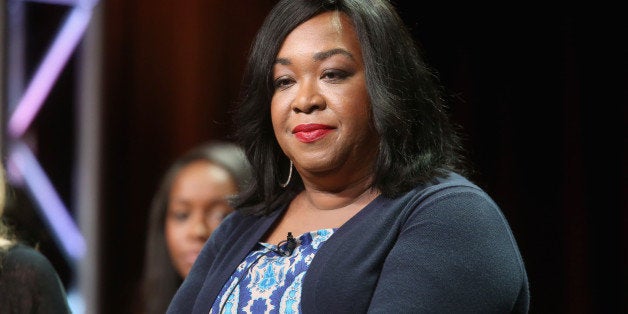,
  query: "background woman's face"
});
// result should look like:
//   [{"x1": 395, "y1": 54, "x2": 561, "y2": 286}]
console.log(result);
[
  {"x1": 165, "y1": 161, "x2": 237, "y2": 278},
  {"x1": 270, "y1": 12, "x2": 378, "y2": 182}
]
